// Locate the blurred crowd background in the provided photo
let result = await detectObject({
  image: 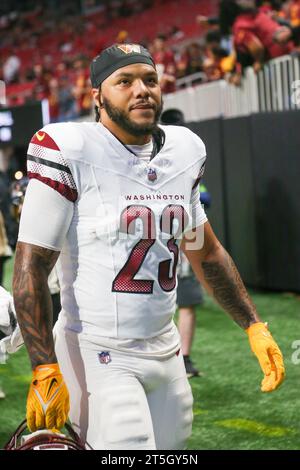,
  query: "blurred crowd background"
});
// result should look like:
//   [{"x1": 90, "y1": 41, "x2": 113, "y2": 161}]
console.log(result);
[{"x1": 1, "y1": 0, "x2": 300, "y2": 120}]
